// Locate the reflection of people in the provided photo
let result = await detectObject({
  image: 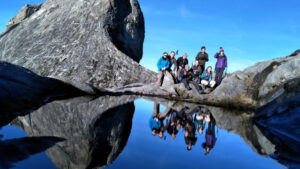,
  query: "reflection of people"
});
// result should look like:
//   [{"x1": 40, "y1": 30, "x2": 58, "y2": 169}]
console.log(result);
[
  {"x1": 167, "y1": 111, "x2": 179, "y2": 140},
  {"x1": 150, "y1": 102, "x2": 171, "y2": 139},
  {"x1": 184, "y1": 113, "x2": 197, "y2": 151},
  {"x1": 202, "y1": 113, "x2": 218, "y2": 155},
  {"x1": 194, "y1": 111, "x2": 206, "y2": 135}
]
